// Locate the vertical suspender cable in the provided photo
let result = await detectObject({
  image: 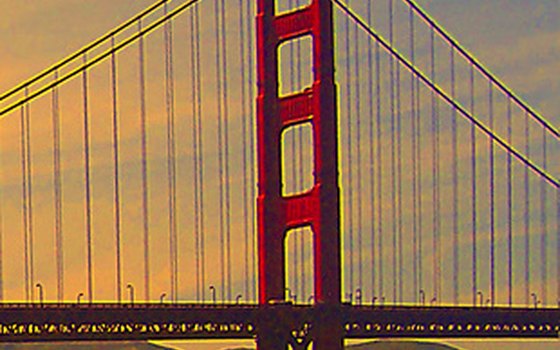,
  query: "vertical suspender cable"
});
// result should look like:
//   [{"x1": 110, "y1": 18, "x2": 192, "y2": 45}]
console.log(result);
[
  {"x1": 246, "y1": 0, "x2": 256, "y2": 302},
  {"x1": 288, "y1": 0, "x2": 298, "y2": 300},
  {"x1": 415, "y1": 34, "x2": 423, "y2": 305},
  {"x1": 24, "y1": 88, "x2": 34, "y2": 303},
  {"x1": 470, "y1": 65, "x2": 477, "y2": 306},
  {"x1": 430, "y1": 27, "x2": 439, "y2": 303},
  {"x1": 409, "y1": 7, "x2": 418, "y2": 303},
  {"x1": 164, "y1": 3, "x2": 178, "y2": 302},
  {"x1": 20, "y1": 88, "x2": 30, "y2": 302},
  {"x1": 138, "y1": 19, "x2": 150, "y2": 302},
  {"x1": 239, "y1": 0, "x2": 250, "y2": 302},
  {"x1": 524, "y1": 112, "x2": 530, "y2": 306},
  {"x1": 52, "y1": 70, "x2": 64, "y2": 302},
  {"x1": 345, "y1": 0, "x2": 354, "y2": 296},
  {"x1": 375, "y1": 29, "x2": 384, "y2": 302},
  {"x1": 215, "y1": 0, "x2": 226, "y2": 302},
  {"x1": 451, "y1": 47, "x2": 459, "y2": 306},
  {"x1": 393, "y1": 3, "x2": 404, "y2": 304},
  {"x1": 540, "y1": 130, "x2": 548, "y2": 305},
  {"x1": 488, "y1": 81, "x2": 495, "y2": 306},
  {"x1": 195, "y1": 4, "x2": 206, "y2": 302},
  {"x1": 190, "y1": 7, "x2": 201, "y2": 302},
  {"x1": 110, "y1": 36, "x2": 122, "y2": 303},
  {"x1": 0, "y1": 133, "x2": 2, "y2": 301},
  {"x1": 0, "y1": 122, "x2": 3, "y2": 301},
  {"x1": 367, "y1": 1, "x2": 376, "y2": 302},
  {"x1": 506, "y1": 98, "x2": 513, "y2": 306},
  {"x1": 218, "y1": 0, "x2": 232, "y2": 302},
  {"x1": 297, "y1": 6, "x2": 305, "y2": 302},
  {"x1": 388, "y1": 0, "x2": 397, "y2": 304},
  {"x1": 82, "y1": 54, "x2": 93, "y2": 303},
  {"x1": 355, "y1": 0, "x2": 363, "y2": 293},
  {"x1": 20, "y1": 88, "x2": 34, "y2": 302},
  {"x1": 220, "y1": 0, "x2": 232, "y2": 302}
]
